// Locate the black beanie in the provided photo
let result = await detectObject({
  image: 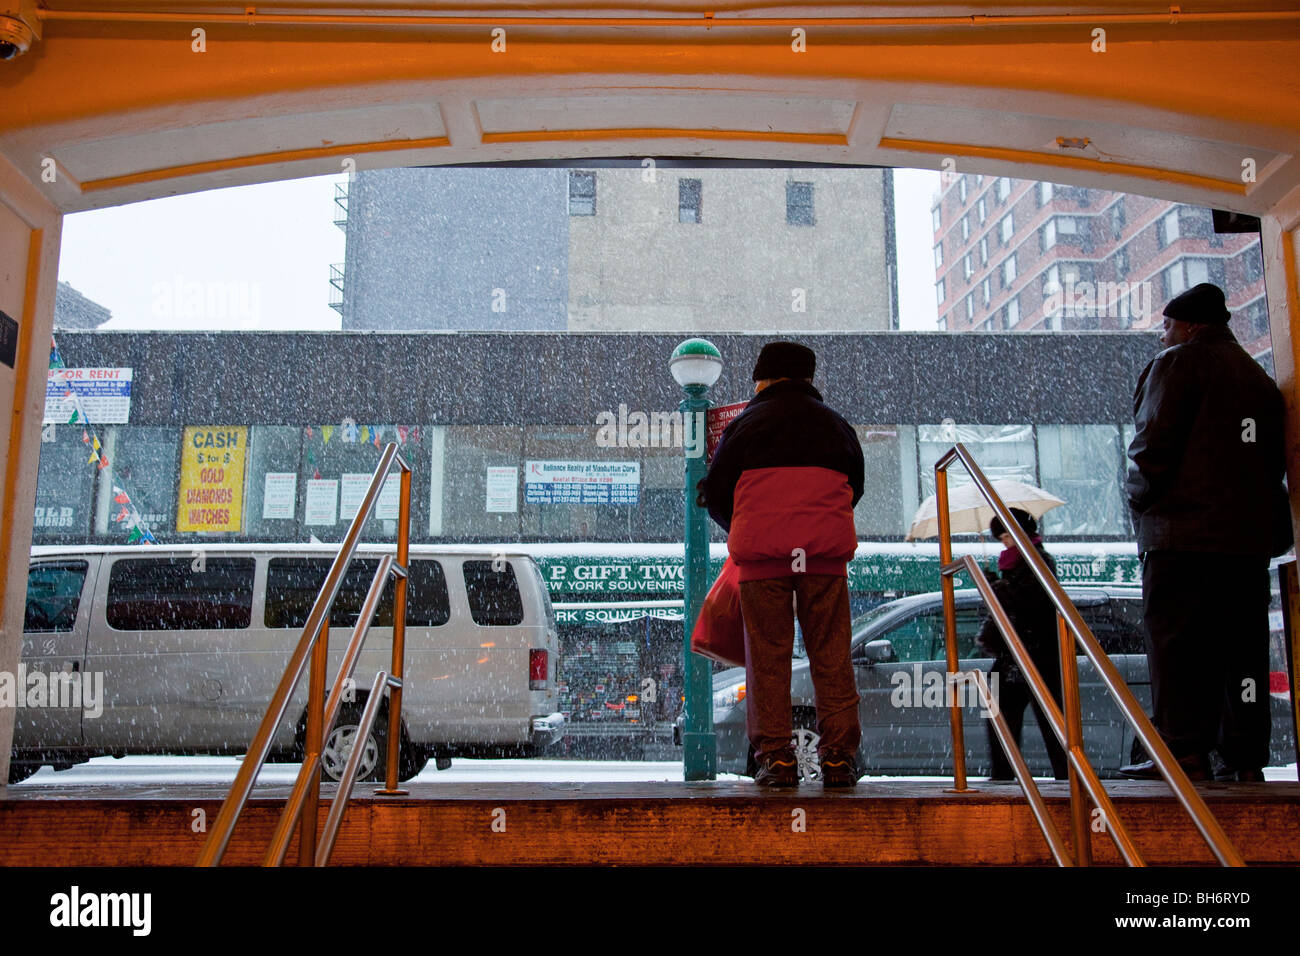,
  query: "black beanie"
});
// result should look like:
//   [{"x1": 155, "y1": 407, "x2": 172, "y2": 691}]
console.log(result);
[
  {"x1": 990, "y1": 507, "x2": 1038, "y2": 538},
  {"x1": 1163, "y1": 282, "x2": 1231, "y2": 325},
  {"x1": 752, "y1": 341, "x2": 816, "y2": 381}
]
